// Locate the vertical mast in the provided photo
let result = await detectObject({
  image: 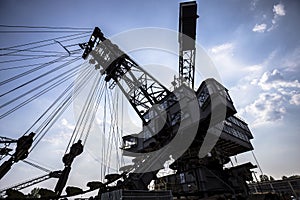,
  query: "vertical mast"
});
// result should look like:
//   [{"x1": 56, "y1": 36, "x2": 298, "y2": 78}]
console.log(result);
[{"x1": 178, "y1": 1, "x2": 198, "y2": 89}]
